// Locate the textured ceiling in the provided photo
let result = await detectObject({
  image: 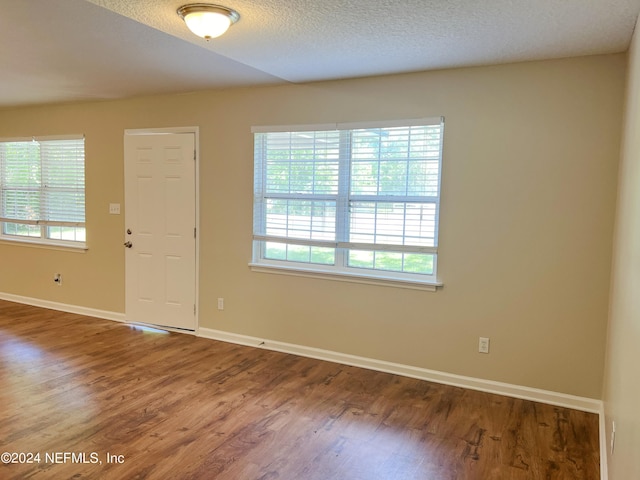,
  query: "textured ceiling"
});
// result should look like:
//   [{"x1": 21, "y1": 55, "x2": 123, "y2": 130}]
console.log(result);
[{"x1": 1, "y1": 0, "x2": 639, "y2": 108}]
